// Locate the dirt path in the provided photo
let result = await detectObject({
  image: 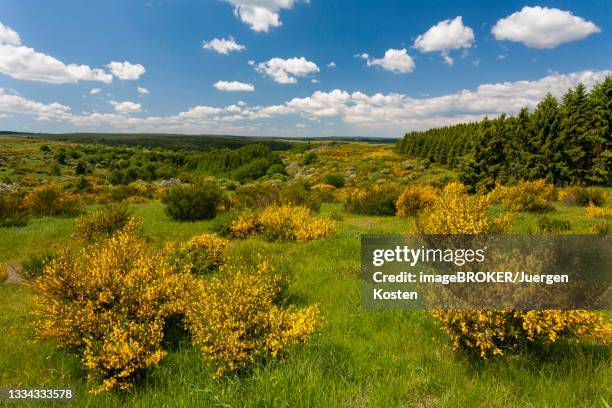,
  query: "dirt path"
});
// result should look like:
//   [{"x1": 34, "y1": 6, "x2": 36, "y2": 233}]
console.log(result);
[{"x1": 5, "y1": 262, "x2": 23, "y2": 284}]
